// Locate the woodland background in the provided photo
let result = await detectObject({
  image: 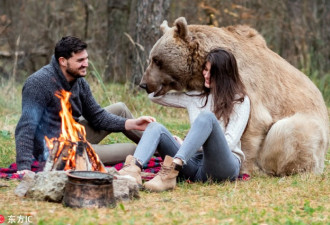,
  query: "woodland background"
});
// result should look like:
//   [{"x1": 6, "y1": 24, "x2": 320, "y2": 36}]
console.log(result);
[
  {"x1": 0, "y1": 2, "x2": 329, "y2": 224},
  {"x1": 0, "y1": 0, "x2": 329, "y2": 101}
]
